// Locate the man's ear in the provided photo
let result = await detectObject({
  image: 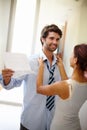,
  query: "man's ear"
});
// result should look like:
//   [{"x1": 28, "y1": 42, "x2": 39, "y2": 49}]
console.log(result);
[{"x1": 41, "y1": 38, "x2": 45, "y2": 43}]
